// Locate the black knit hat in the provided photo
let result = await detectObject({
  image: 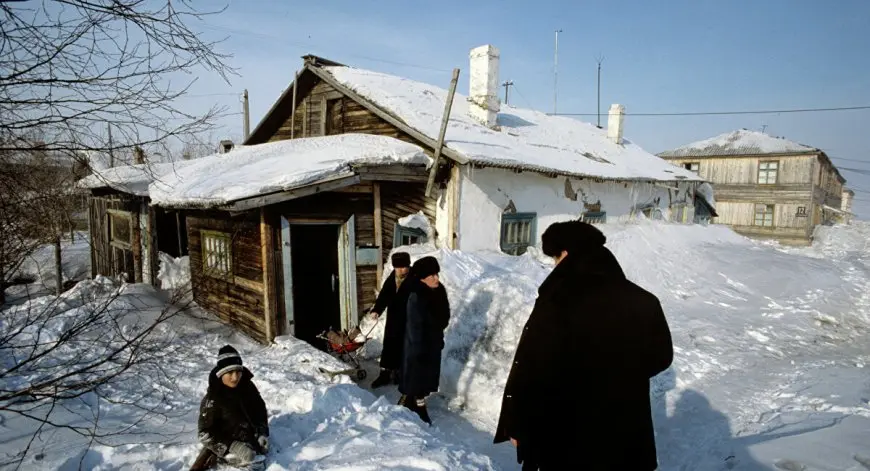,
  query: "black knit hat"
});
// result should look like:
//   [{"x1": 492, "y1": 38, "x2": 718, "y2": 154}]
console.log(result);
[
  {"x1": 215, "y1": 345, "x2": 243, "y2": 378},
  {"x1": 391, "y1": 252, "x2": 411, "y2": 268},
  {"x1": 541, "y1": 220, "x2": 606, "y2": 257},
  {"x1": 412, "y1": 256, "x2": 440, "y2": 279}
]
